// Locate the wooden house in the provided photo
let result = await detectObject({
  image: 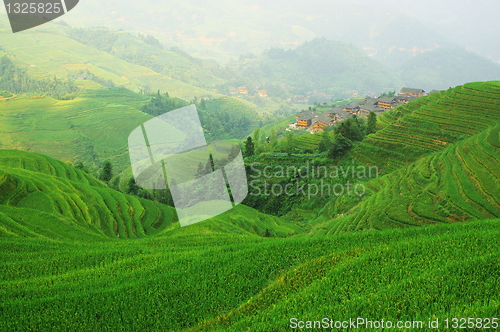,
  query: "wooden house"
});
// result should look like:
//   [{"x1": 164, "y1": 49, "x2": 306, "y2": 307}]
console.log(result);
[
  {"x1": 257, "y1": 90, "x2": 268, "y2": 97},
  {"x1": 296, "y1": 110, "x2": 317, "y2": 127},
  {"x1": 399, "y1": 87, "x2": 425, "y2": 97},
  {"x1": 237, "y1": 86, "x2": 248, "y2": 95},
  {"x1": 376, "y1": 96, "x2": 395, "y2": 109},
  {"x1": 311, "y1": 114, "x2": 333, "y2": 133}
]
